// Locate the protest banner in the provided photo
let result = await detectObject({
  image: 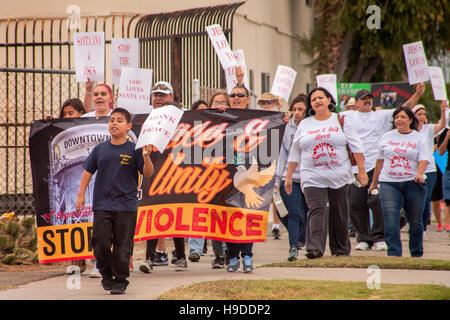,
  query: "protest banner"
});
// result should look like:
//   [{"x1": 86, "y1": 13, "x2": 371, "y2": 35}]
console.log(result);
[
  {"x1": 135, "y1": 105, "x2": 184, "y2": 152},
  {"x1": 316, "y1": 74, "x2": 338, "y2": 103},
  {"x1": 371, "y1": 82, "x2": 414, "y2": 109},
  {"x1": 116, "y1": 67, "x2": 153, "y2": 115},
  {"x1": 206, "y1": 24, "x2": 237, "y2": 70},
  {"x1": 111, "y1": 38, "x2": 139, "y2": 85},
  {"x1": 73, "y1": 32, "x2": 105, "y2": 82},
  {"x1": 225, "y1": 49, "x2": 249, "y2": 93},
  {"x1": 271, "y1": 65, "x2": 297, "y2": 102},
  {"x1": 403, "y1": 41, "x2": 429, "y2": 85},
  {"x1": 428, "y1": 66, "x2": 448, "y2": 101},
  {"x1": 29, "y1": 109, "x2": 285, "y2": 262}
]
